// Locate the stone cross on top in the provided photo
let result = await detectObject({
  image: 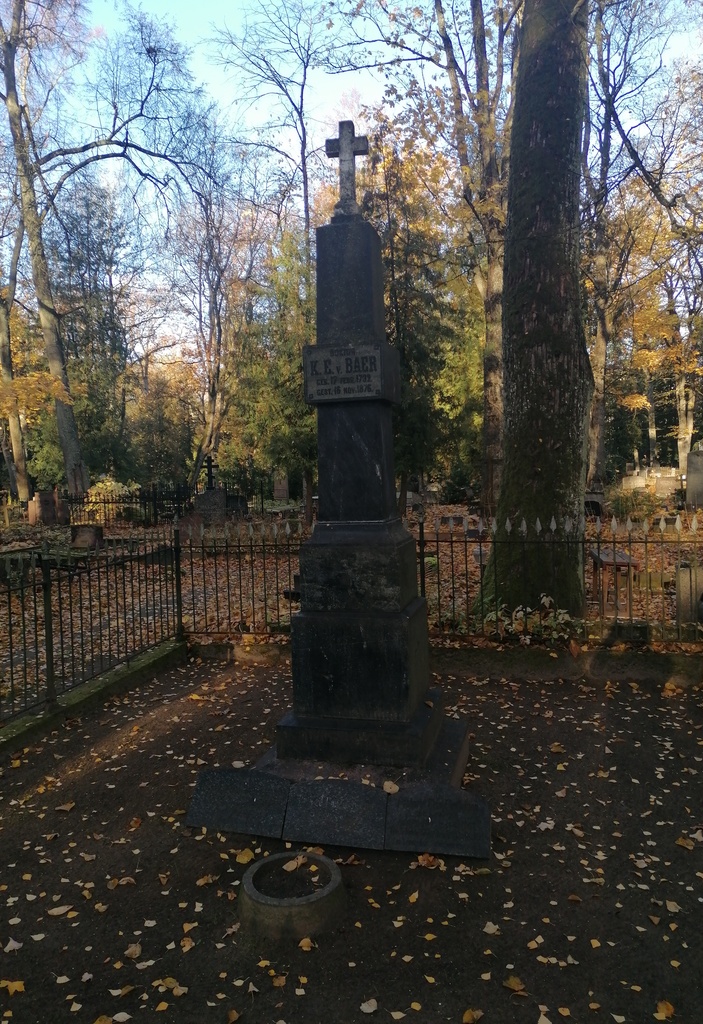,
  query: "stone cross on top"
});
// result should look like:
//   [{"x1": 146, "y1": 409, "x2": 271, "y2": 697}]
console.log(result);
[{"x1": 325, "y1": 120, "x2": 368, "y2": 219}]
